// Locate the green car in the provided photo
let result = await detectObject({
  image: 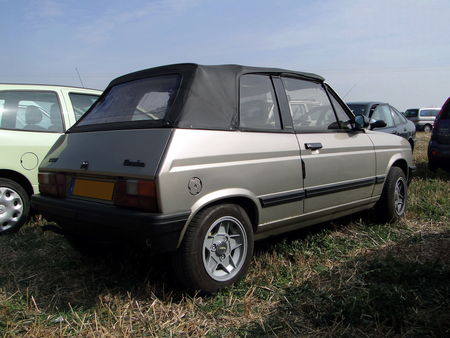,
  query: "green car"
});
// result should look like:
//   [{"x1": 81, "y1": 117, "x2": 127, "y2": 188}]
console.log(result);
[{"x1": 0, "y1": 84, "x2": 101, "y2": 234}]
